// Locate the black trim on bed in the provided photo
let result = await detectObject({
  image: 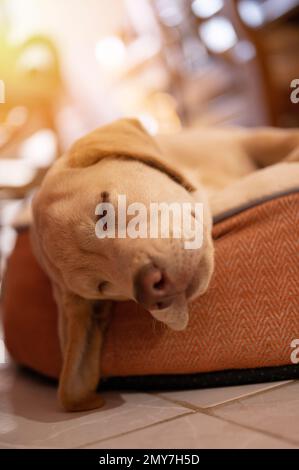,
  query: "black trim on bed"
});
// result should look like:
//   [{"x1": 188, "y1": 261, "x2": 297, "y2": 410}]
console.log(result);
[
  {"x1": 100, "y1": 364, "x2": 299, "y2": 391},
  {"x1": 213, "y1": 186, "x2": 299, "y2": 224}
]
